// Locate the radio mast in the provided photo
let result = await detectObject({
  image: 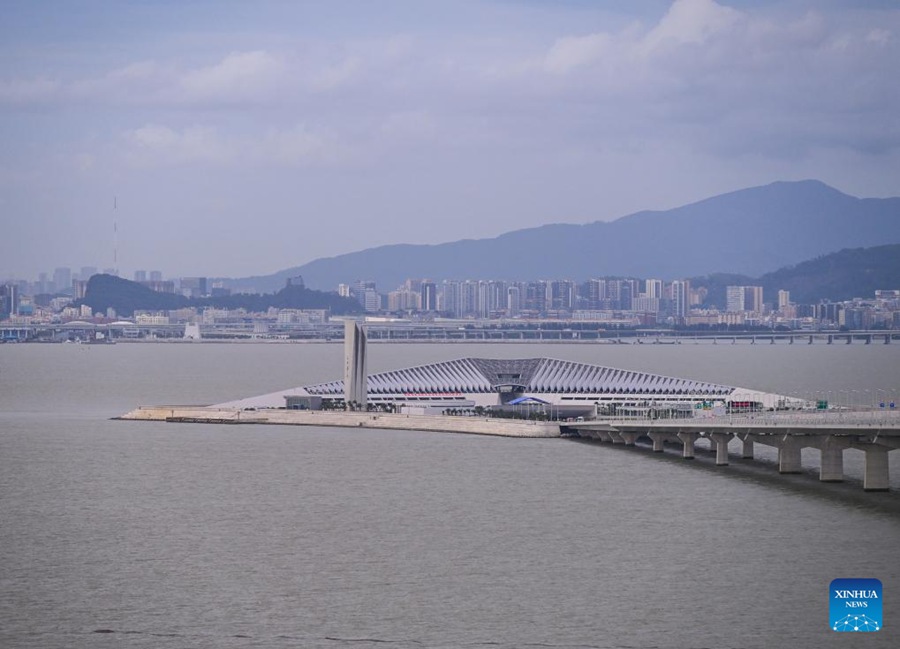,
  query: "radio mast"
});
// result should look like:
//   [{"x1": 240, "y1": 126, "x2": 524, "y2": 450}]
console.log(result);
[{"x1": 113, "y1": 196, "x2": 118, "y2": 276}]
